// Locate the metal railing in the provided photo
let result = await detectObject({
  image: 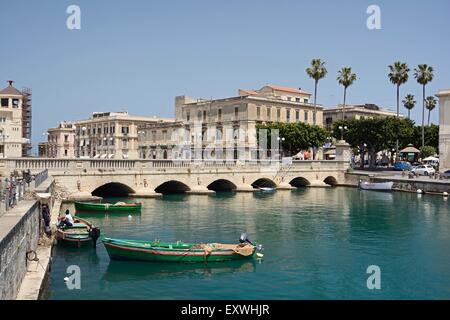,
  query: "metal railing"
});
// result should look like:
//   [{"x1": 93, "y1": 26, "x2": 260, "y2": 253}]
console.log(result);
[
  {"x1": 34, "y1": 169, "x2": 49, "y2": 188},
  {"x1": 0, "y1": 177, "x2": 30, "y2": 216}
]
